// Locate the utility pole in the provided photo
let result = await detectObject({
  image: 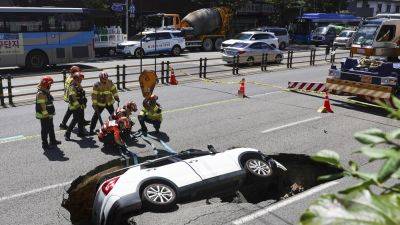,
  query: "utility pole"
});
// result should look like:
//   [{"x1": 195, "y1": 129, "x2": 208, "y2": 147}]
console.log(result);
[{"x1": 125, "y1": 0, "x2": 129, "y2": 37}]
